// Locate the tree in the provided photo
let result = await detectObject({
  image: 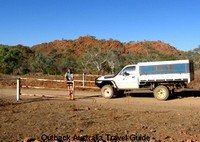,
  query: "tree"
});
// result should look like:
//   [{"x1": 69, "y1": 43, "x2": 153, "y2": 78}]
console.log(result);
[
  {"x1": 0, "y1": 48, "x2": 24, "y2": 74},
  {"x1": 106, "y1": 49, "x2": 121, "y2": 74},
  {"x1": 83, "y1": 46, "x2": 107, "y2": 74},
  {"x1": 77, "y1": 56, "x2": 91, "y2": 73},
  {"x1": 124, "y1": 52, "x2": 143, "y2": 64},
  {"x1": 0, "y1": 46, "x2": 9, "y2": 73},
  {"x1": 81, "y1": 46, "x2": 123, "y2": 74},
  {"x1": 58, "y1": 55, "x2": 77, "y2": 73},
  {"x1": 30, "y1": 52, "x2": 56, "y2": 74}
]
